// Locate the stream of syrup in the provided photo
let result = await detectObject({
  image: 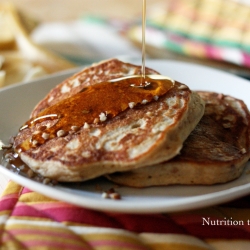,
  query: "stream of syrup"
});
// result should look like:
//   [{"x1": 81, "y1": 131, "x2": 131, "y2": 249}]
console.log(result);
[{"x1": 141, "y1": 0, "x2": 146, "y2": 82}]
